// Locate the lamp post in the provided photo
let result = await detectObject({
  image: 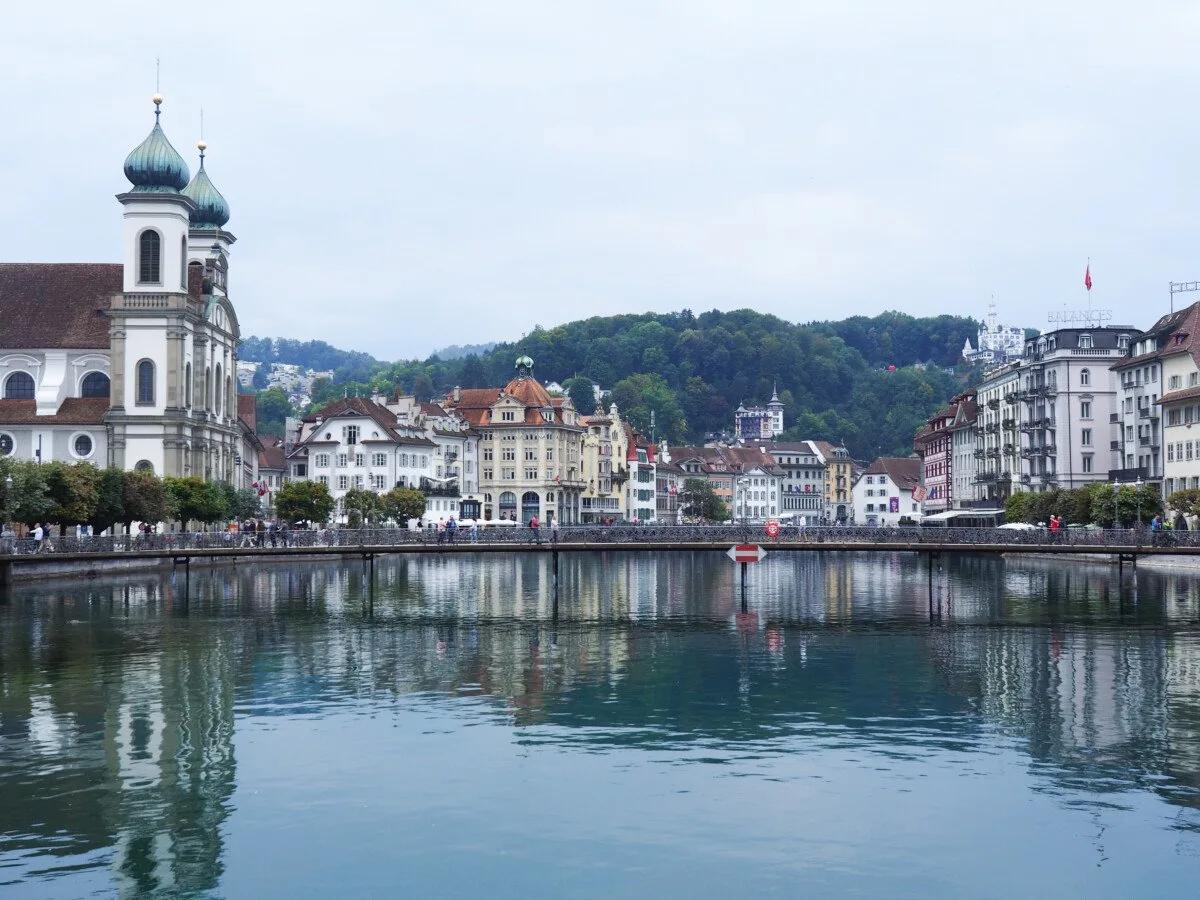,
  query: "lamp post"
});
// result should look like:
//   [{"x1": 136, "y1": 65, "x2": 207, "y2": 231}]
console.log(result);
[{"x1": 1135, "y1": 477, "x2": 1144, "y2": 527}]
